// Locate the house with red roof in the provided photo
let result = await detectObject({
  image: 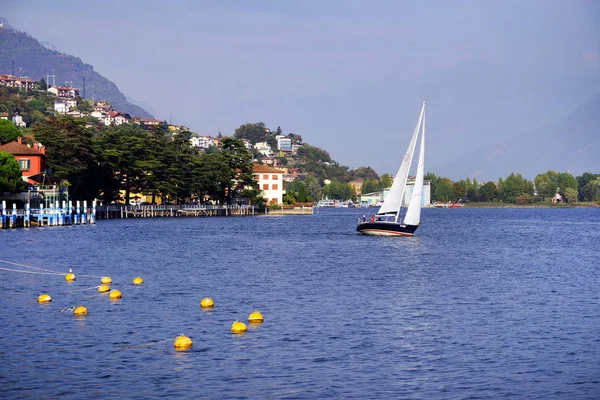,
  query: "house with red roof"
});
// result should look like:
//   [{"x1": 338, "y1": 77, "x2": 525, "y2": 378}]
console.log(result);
[
  {"x1": 253, "y1": 164, "x2": 285, "y2": 204},
  {"x1": 0, "y1": 137, "x2": 46, "y2": 184}
]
